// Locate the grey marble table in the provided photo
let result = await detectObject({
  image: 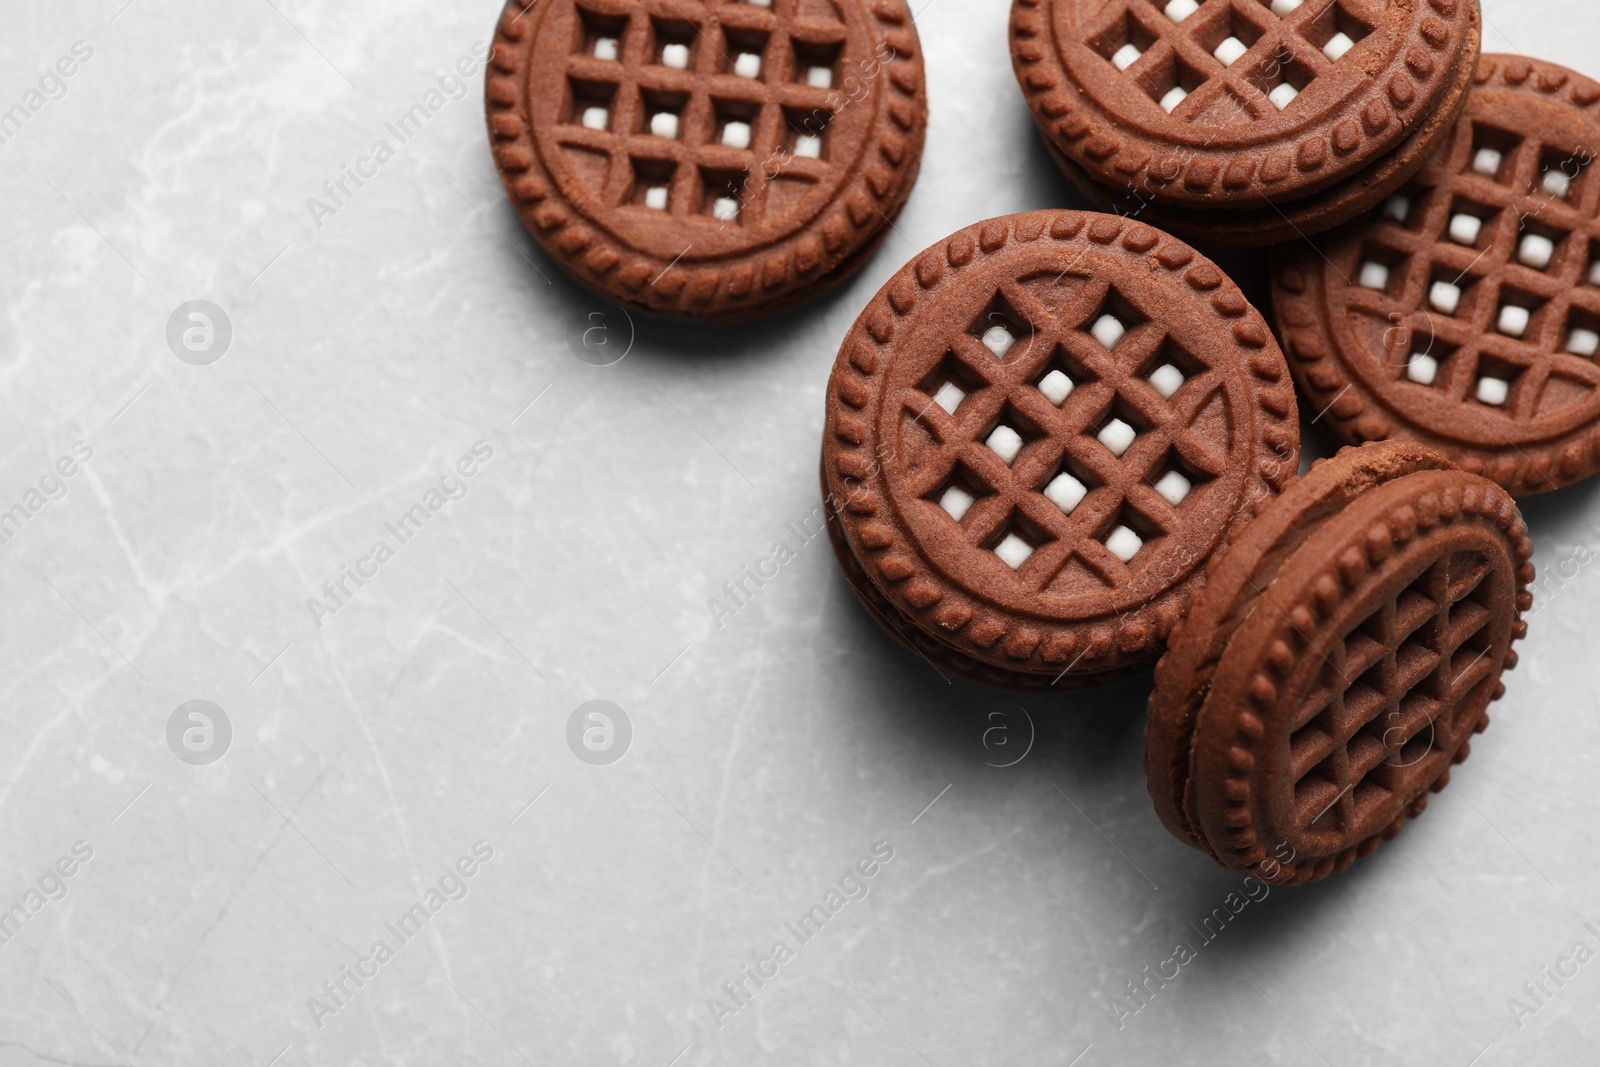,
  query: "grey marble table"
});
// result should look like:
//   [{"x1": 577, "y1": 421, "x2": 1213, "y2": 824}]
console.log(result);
[{"x1": 1, "y1": 0, "x2": 1598, "y2": 1064}]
